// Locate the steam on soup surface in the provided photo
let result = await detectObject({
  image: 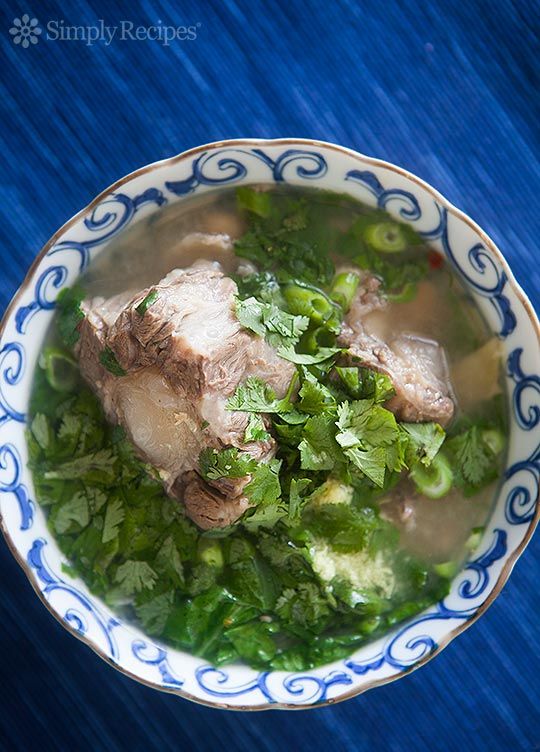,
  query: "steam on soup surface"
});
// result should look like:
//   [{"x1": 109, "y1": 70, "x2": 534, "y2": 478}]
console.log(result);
[{"x1": 28, "y1": 186, "x2": 505, "y2": 670}]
